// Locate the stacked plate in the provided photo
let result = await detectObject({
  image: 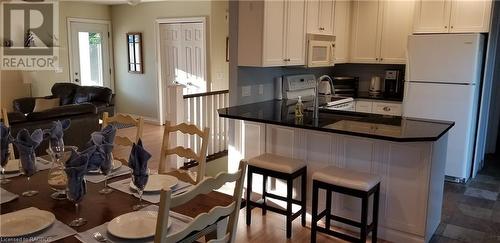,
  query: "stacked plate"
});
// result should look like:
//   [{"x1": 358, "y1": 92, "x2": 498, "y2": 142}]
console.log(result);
[
  {"x1": 129, "y1": 174, "x2": 179, "y2": 192},
  {"x1": 107, "y1": 211, "x2": 172, "y2": 239},
  {"x1": 0, "y1": 208, "x2": 56, "y2": 238}
]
